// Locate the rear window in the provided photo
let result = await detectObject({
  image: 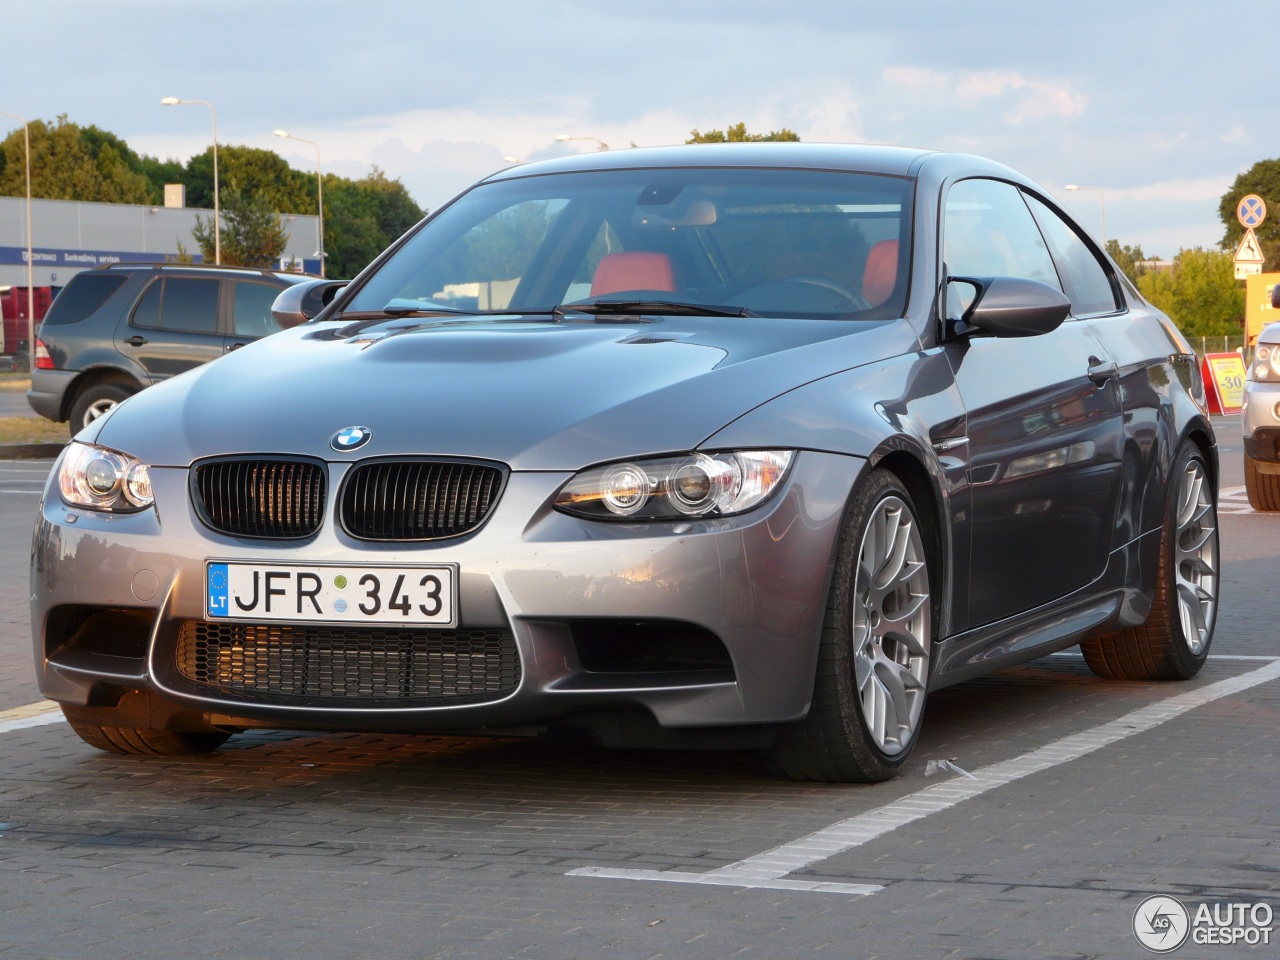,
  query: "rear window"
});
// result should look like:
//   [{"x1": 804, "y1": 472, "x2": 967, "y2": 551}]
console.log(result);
[{"x1": 41, "y1": 274, "x2": 129, "y2": 325}]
